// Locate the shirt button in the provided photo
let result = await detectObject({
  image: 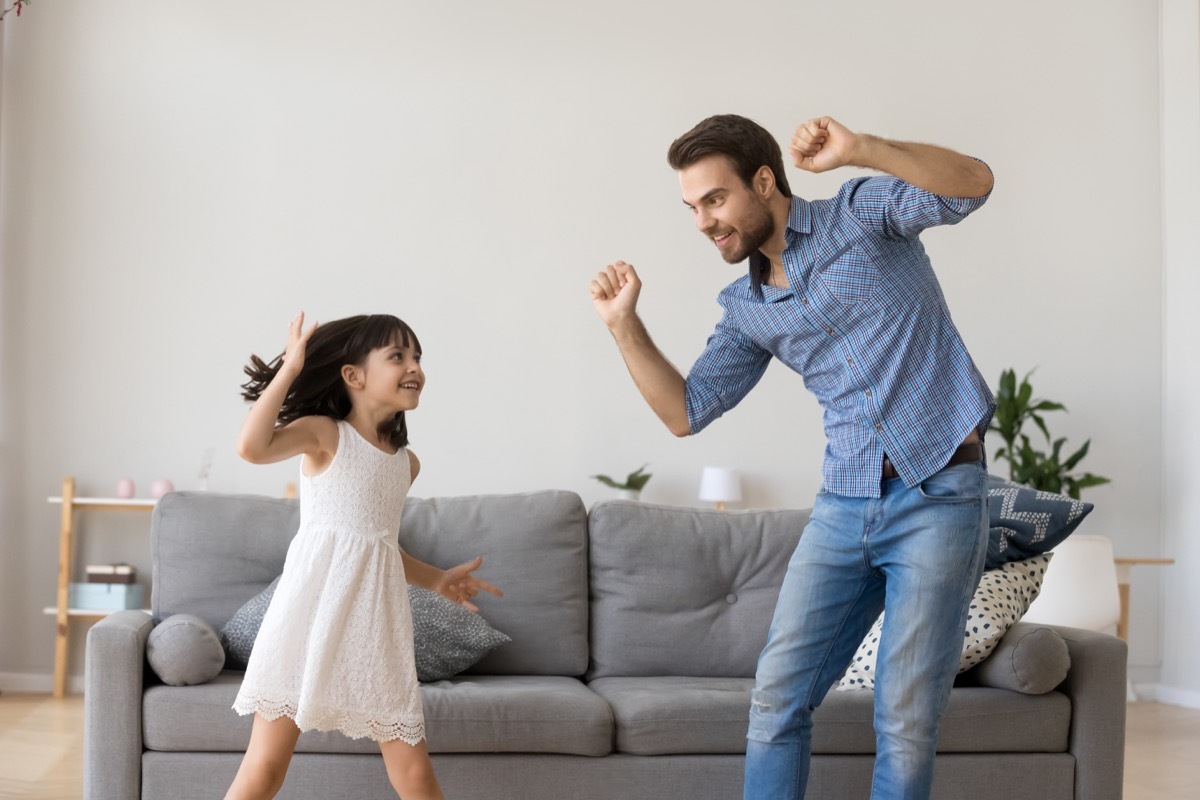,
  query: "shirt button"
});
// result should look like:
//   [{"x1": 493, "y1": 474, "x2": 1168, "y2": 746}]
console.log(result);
[
  {"x1": 801, "y1": 298, "x2": 809, "y2": 306},
  {"x1": 825, "y1": 326, "x2": 834, "y2": 336},
  {"x1": 875, "y1": 423, "x2": 884, "y2": 432},
  {"x1": 864, "y1": 389, "x2": 872, "y2": 398},
  {"x1": 725, "y1": 593, "x2": 738, "y2": 605},
  {"x1": 847, "y1": 357, "x2": 855, "y2": 366}
]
